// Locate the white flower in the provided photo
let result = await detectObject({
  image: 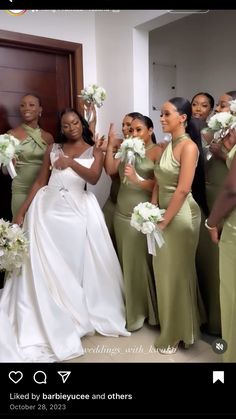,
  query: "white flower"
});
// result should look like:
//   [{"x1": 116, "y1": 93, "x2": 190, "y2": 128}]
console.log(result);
[
  {"x1": 115, "y1": 137, "x2": 145, "y2": 161},
  {"x1": 130, "y1": 202, "x2": 165, "y2": 253},
  {"x1": 0, "y1": 134, "x2": 20, "y2": 166},
  {"x1": 0, "y1": 218, "x2": 29, "y2": 273},
  {"x1": 78, "y1": 84, "x2": 106, "y2": 108},
  {"x1": 130, "y1": 202, "x2": 165, "y2": 234},
  {"x1": 229, "y1": 99, "x2": 236, "y2": 115},
  {"x1": 208, "y1": 112, "x2": 236, "y2": 131}
]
